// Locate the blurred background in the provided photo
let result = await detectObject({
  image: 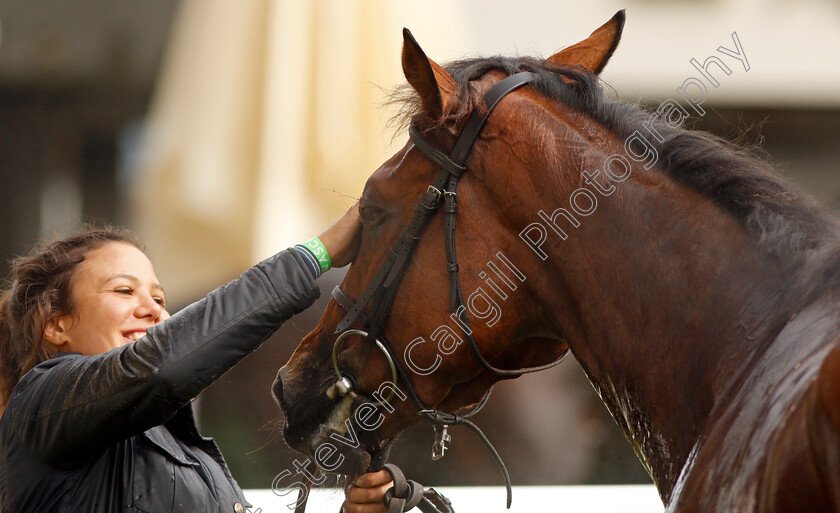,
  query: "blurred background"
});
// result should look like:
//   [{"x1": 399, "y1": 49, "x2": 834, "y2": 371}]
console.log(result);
[{"x1": 1, "y1": 0, "x2": 839, "y2": 494}]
